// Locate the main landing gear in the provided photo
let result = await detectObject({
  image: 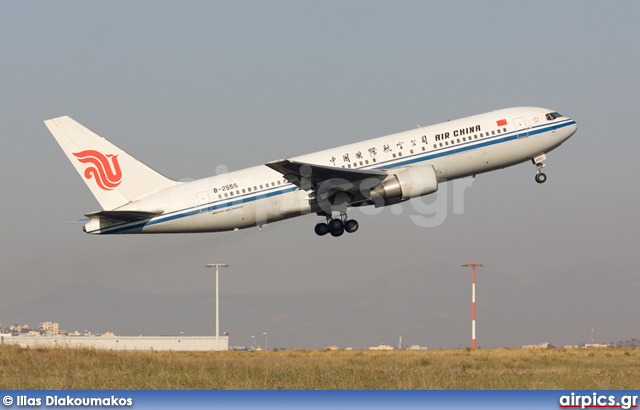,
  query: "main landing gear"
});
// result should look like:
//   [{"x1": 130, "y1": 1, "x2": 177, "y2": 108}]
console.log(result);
[
  {"x1": 532, "y1": 154, "x2": 548, "y2": 184},
  {"x1": 314, "y1": 213, "x2": 359, "y2": 237}
]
